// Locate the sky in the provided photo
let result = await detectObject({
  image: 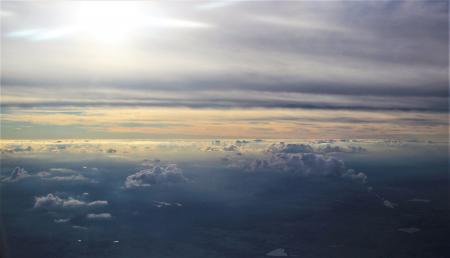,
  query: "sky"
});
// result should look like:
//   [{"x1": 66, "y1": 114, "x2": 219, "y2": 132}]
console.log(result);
[
  {"x1": 1, "y1": 3, "x2": 449, "y2": 256},
  {"x1": 0, "y1": 1, "x2": 448, "y2": 139}
]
